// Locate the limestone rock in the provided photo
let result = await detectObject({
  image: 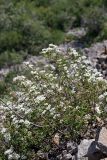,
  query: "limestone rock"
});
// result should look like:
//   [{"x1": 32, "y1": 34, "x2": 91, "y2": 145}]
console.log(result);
[
  {"x1": 78, "y1": 127, "x2": 107, "y2": 160},
  {"x1": 78, "y1": 139, "x2": 95, "y2": 159},
  {"x1": 97, "y1": 127, "x2": 107, "y2": 155}
]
